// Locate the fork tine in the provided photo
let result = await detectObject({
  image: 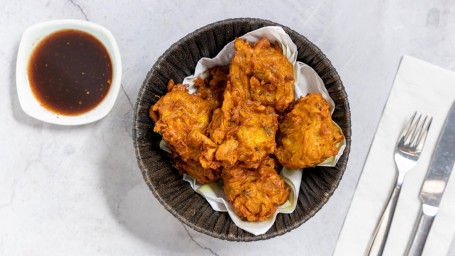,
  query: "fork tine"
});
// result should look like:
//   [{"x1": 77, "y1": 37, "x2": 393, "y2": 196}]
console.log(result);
[
  {"x1": 405, "y1": 114, "x2": 421, "y2": 146},
  {"x1": 399, "y1": 112, "x2": 416, "y2": 144},
  {"x1": 415, "y1": 116, "x2": 432, "y2": 152},
  {"x1": 410, "y1": 115, "x2": 427, "y2": 148}
]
